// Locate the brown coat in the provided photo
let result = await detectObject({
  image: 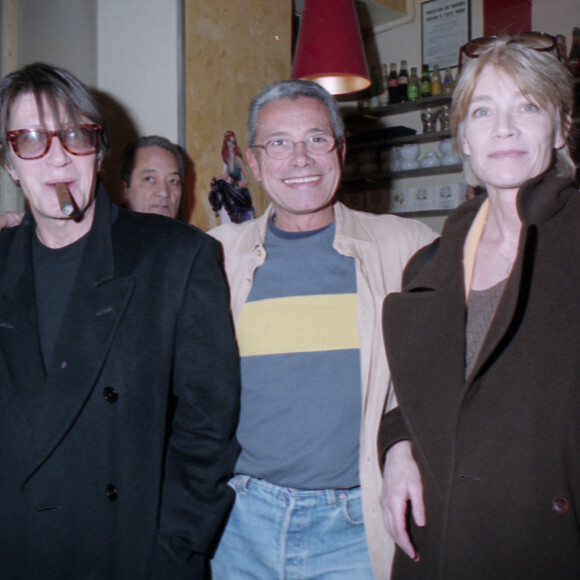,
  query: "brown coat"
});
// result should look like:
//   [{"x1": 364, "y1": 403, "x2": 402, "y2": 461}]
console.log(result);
[{"x1": 379, "y1": 173, "x2": 580, "y2": 579}]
